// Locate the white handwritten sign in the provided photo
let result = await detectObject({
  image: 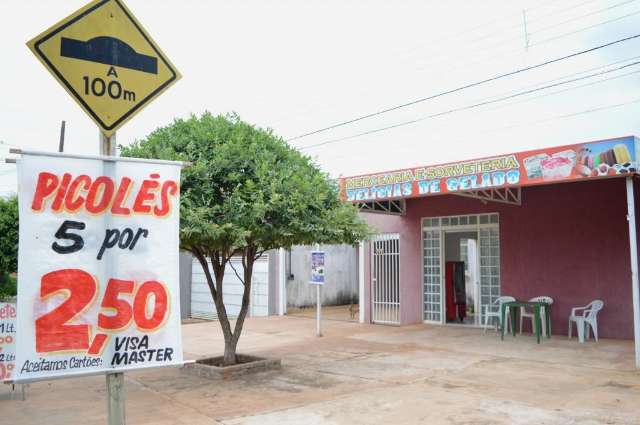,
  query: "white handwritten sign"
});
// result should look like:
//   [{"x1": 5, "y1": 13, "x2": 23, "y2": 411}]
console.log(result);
[{"x1": 15, "y1": 153, "x2": 184, "y2": 381}]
